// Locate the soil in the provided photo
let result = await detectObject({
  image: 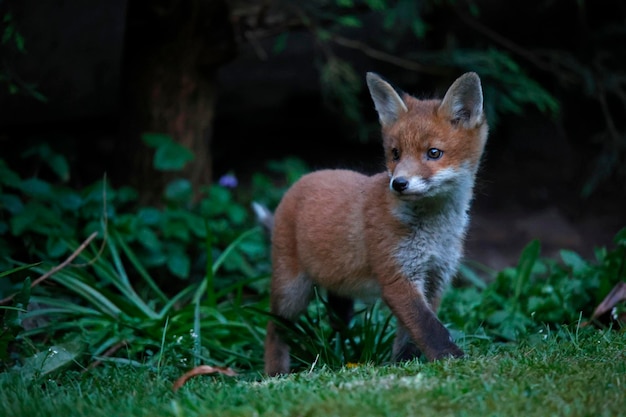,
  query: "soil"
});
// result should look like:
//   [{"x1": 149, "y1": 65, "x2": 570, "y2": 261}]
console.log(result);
[{"x1": 465, "y1": 131, "x2": 625, "y2": 274}]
